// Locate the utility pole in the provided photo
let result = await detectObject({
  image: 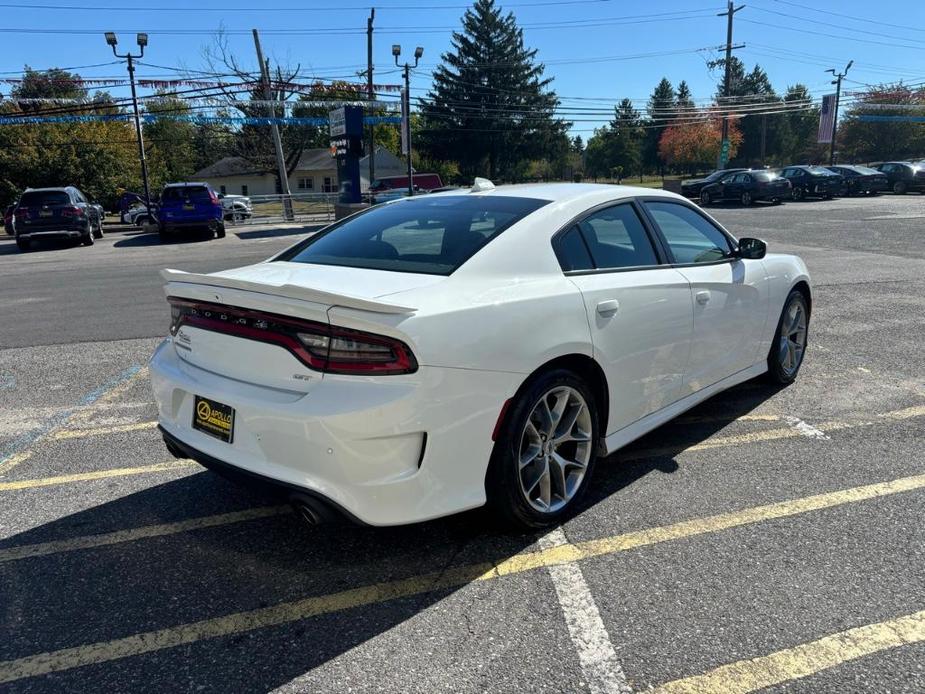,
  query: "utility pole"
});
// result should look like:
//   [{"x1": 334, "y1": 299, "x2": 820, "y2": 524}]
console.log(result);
[
  {"x1": 253, "y1": 29, "x2": 294, "y2": 221},
  {"x1": 826, "y1": 60, "x2": 852, "y2": 165},
  {"x1": 717, "y1": 1, "x2": 745, "y2": 169},
  {"x1": 105, "y1": 32, "x2": 153, "y2": 223},
  {"x1": 367, "y1": 8, "x2": 375, "y2": 191},
  {"x1": 393, "y1": 44, "x2": 423, "y2": 197}
]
